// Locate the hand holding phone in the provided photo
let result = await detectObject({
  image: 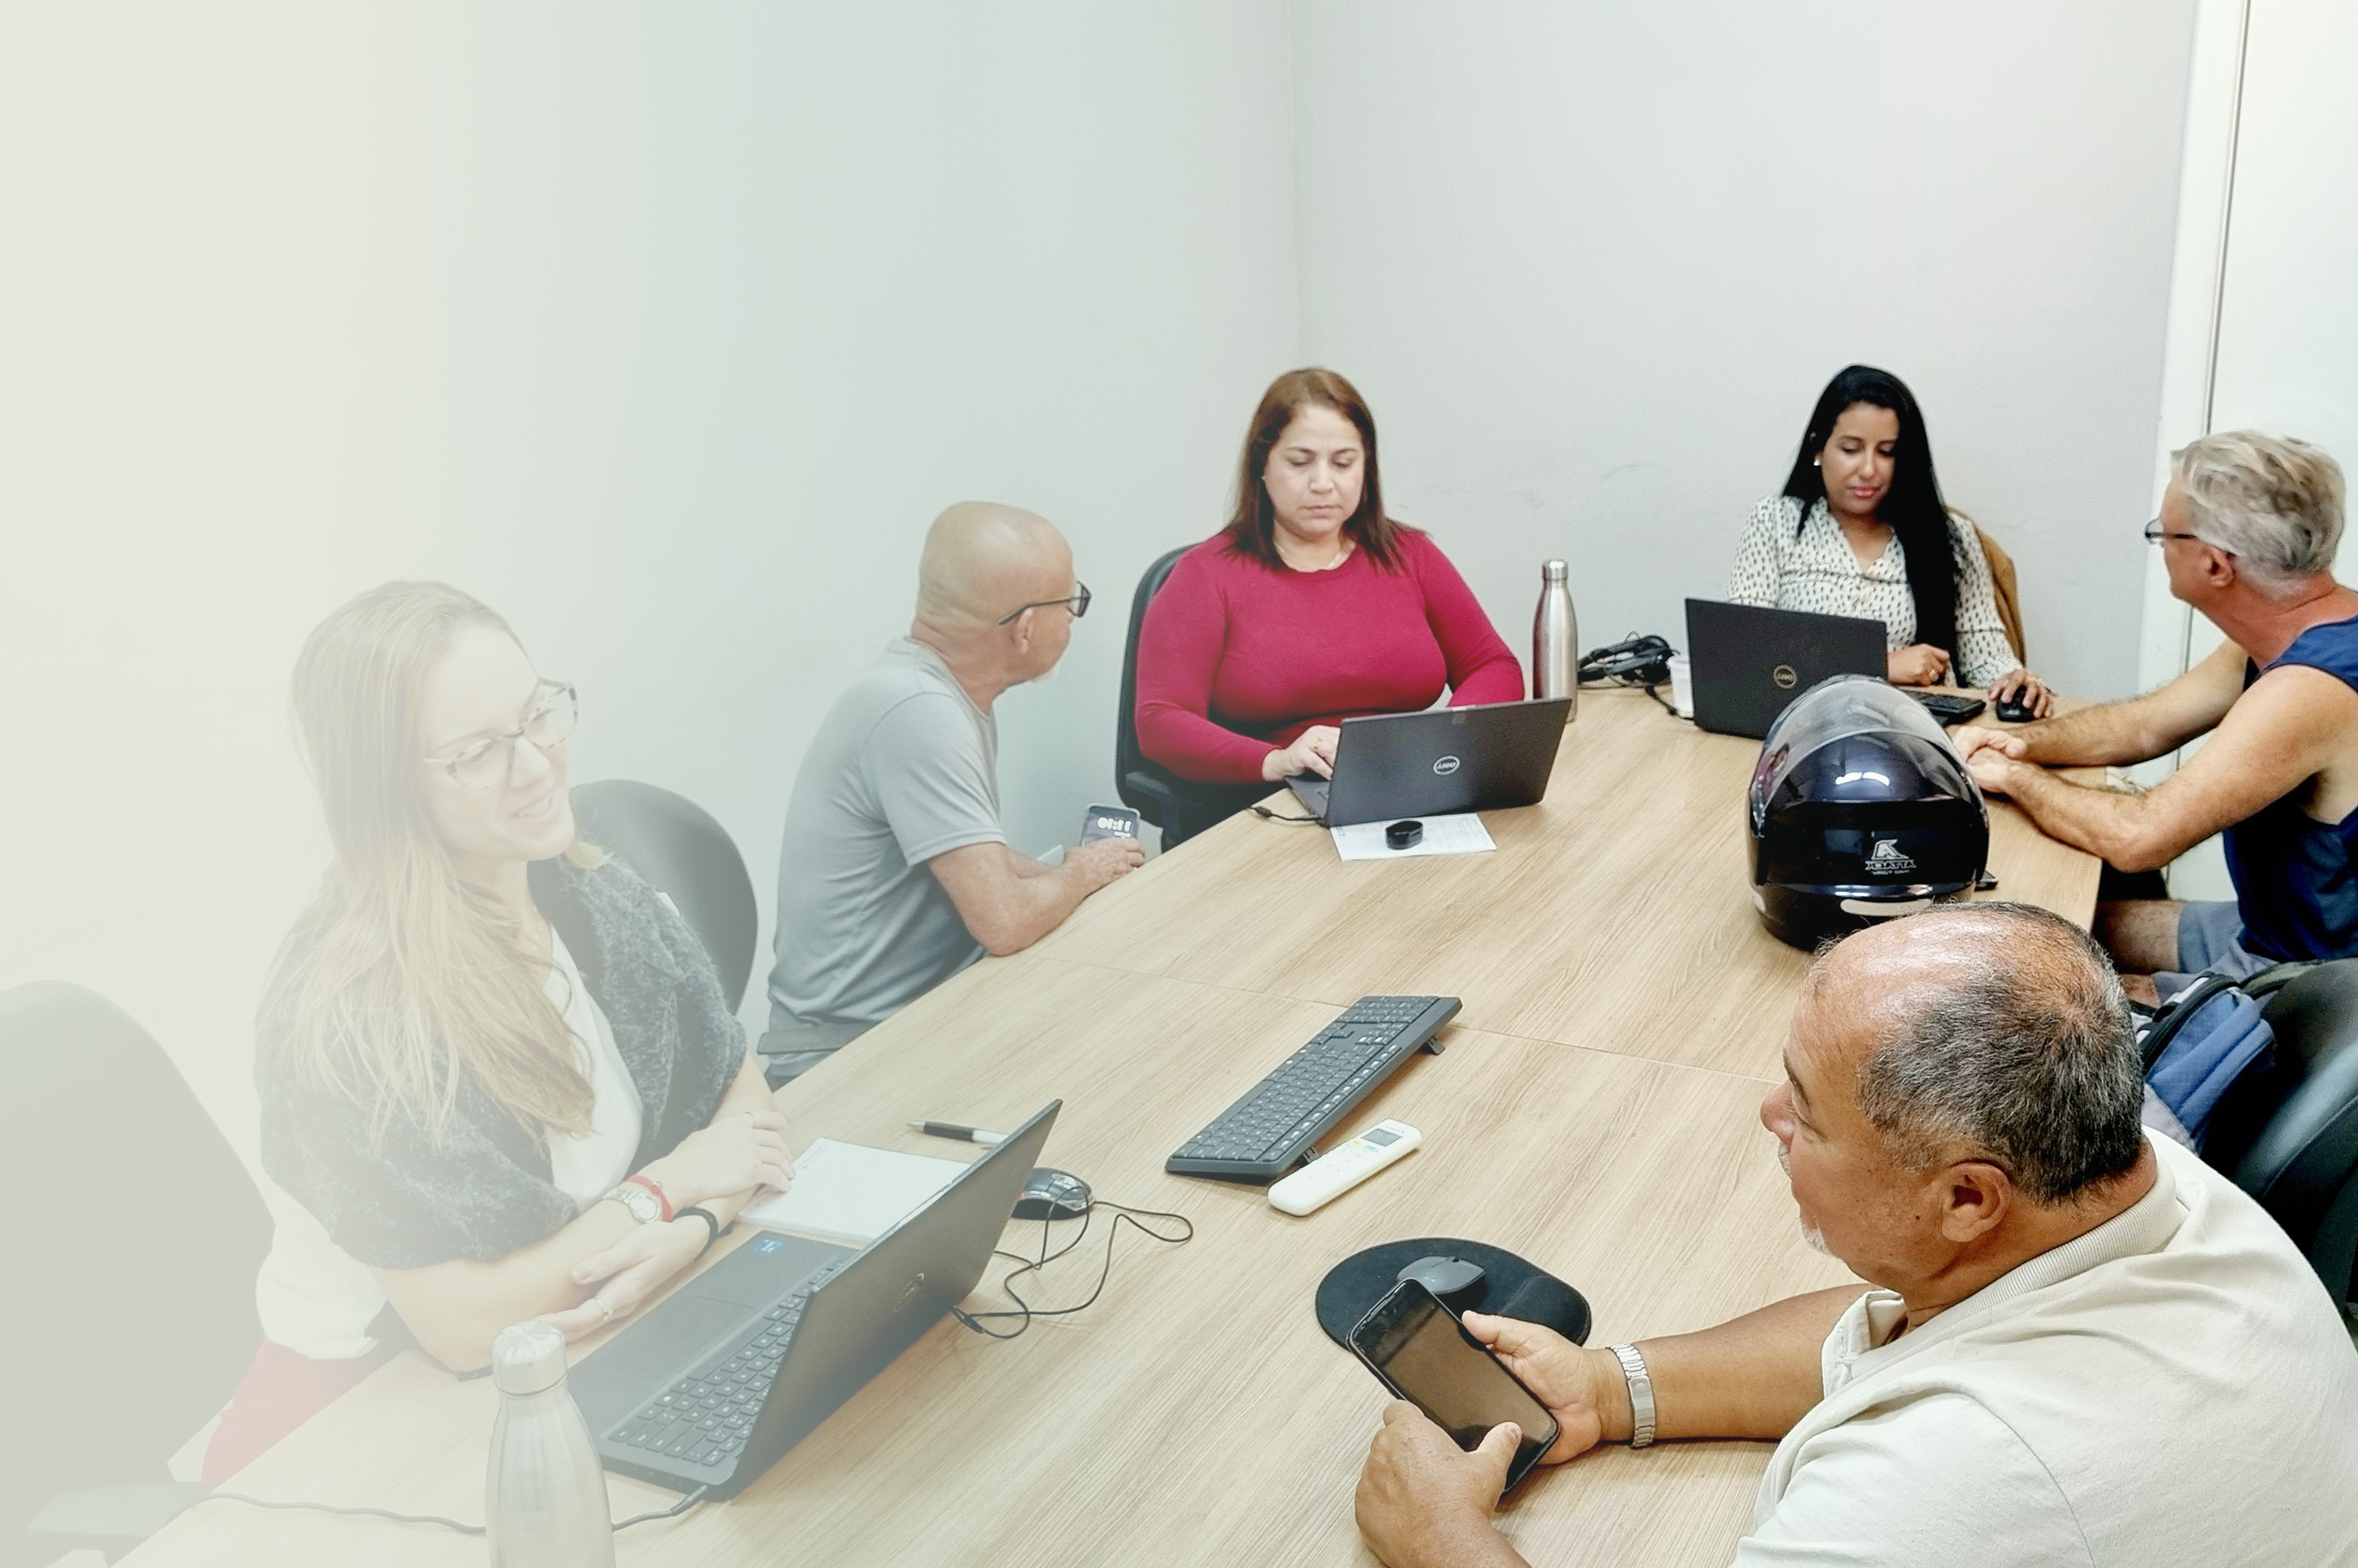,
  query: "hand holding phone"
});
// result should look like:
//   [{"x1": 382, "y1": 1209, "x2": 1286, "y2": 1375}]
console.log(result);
[{"x1": 1347, "y1": 1280, "x2": 1561, "y2": 1494}]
